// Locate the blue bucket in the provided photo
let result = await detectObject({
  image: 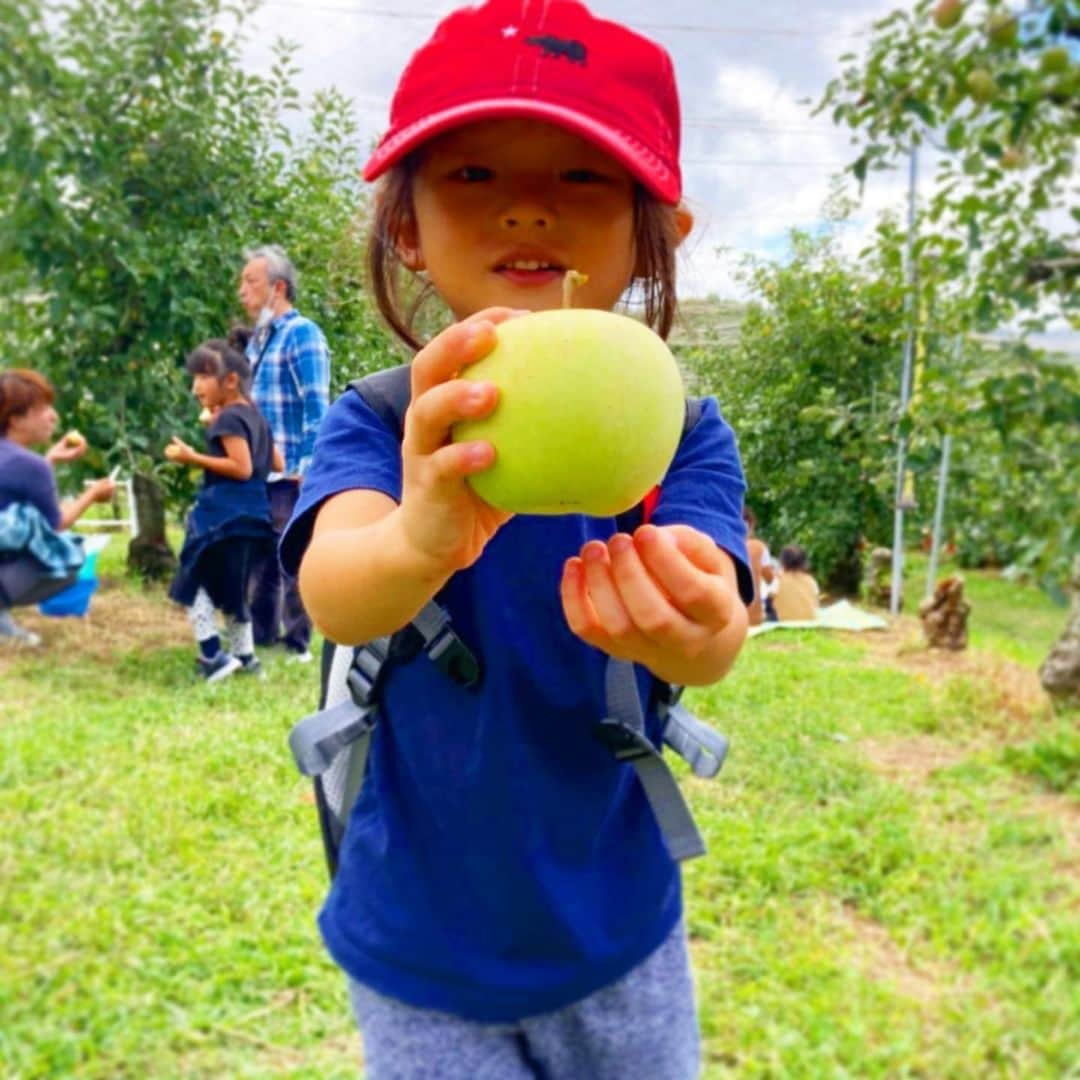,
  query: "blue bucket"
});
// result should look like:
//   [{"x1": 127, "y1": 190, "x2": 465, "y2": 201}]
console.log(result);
[
  {"x1": 38, "y1": 545, "x2": 102, "y2": 617},
  {"x1": 39, "y1": 575, "x2": 99, "y2": 617}
]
